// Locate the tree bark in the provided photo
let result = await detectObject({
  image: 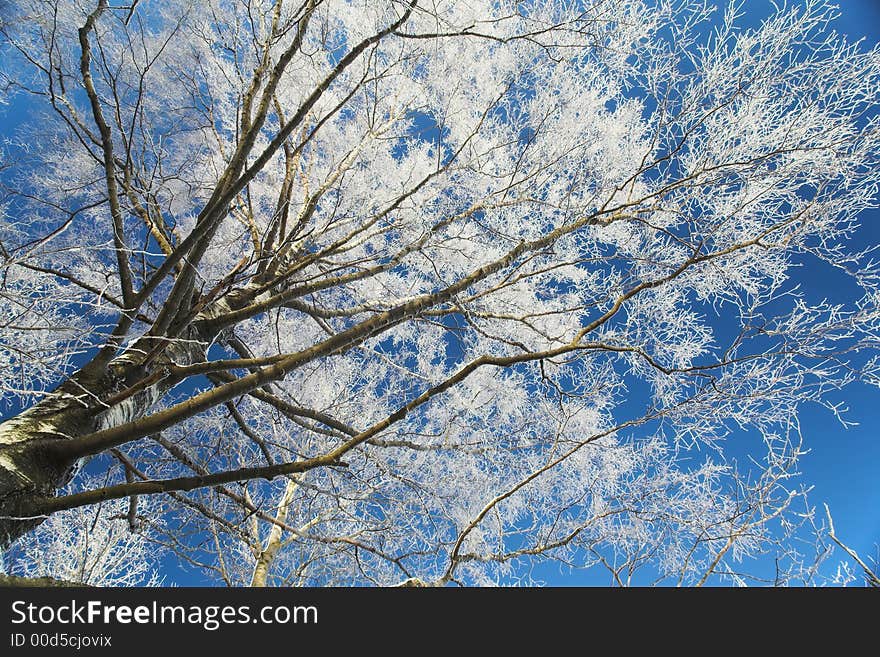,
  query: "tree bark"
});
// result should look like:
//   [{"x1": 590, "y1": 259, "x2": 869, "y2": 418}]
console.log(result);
[
  {"x1": 0, "y1": 573, "x2": 90, "y2": 587},
  {"x1": 250, "y1": 478, "x2": 299, "y2": 587},
  {"x1": 0, "y1": 397, "x2": 97, "y2": 546},
  {"x1": 0, "y1": 295, "x2": 245, "y2": 546}
]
